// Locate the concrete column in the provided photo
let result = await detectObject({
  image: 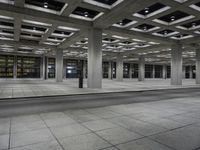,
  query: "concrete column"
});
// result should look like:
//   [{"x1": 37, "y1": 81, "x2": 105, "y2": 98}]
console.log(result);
[
  {"x1": 182, "y1": 66, "x2": 186, "y2": 79},
  {"x1": 40, "y1": 56, "x2": 43, "y2": 79},
  {"x1": 162, "y1": 65, "x2": 167, "y2": 79},
  {"x1": 56, "y1": 49, "x2": 63, "y2": 82},
  {"x1": 189, "y1": 65, "x2": 192, "y2": 79},
  {"x1": 196, "y1": 49, "x2": 200, "y2": 84},
  {"x1": 46, "y1": 57, "x2": 48, "y2": 79},
  {"x1": 138, "y1": 56, "x2": 145, "y2": 81},
  {"x1": 129, "y1": 63, "x2": 132, "y2": 79},
  {"x1": 87, "y1": 28, "x2": 102, "y2": 88},
  {"x1": 152, "y1": 64, "x2": 155, "y2": 78},
  {"x1": 83, "y1": 60, "x2": 87, "y2": 78},
  {"x1": 171, "y1": 43, "x2": 182, "y2": 85},
  {"x1": 40, "y1": 55, "x2": 47, "y2": 80},
  {"x1": 41, "y1": 55, "x2": 46, "y2": 79},
  {"x1": 13, "y1": 55, "x2": 17, "y2": 79},
  {"x1": 116, "y1": 54, "x2": 123, "y2": 81},
  {"x1": 108, "y1": 61, "x2": 112, "y2": 79},
  {"x1": 63, "y1": 59, "x2": 66, "y2": 79}
]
